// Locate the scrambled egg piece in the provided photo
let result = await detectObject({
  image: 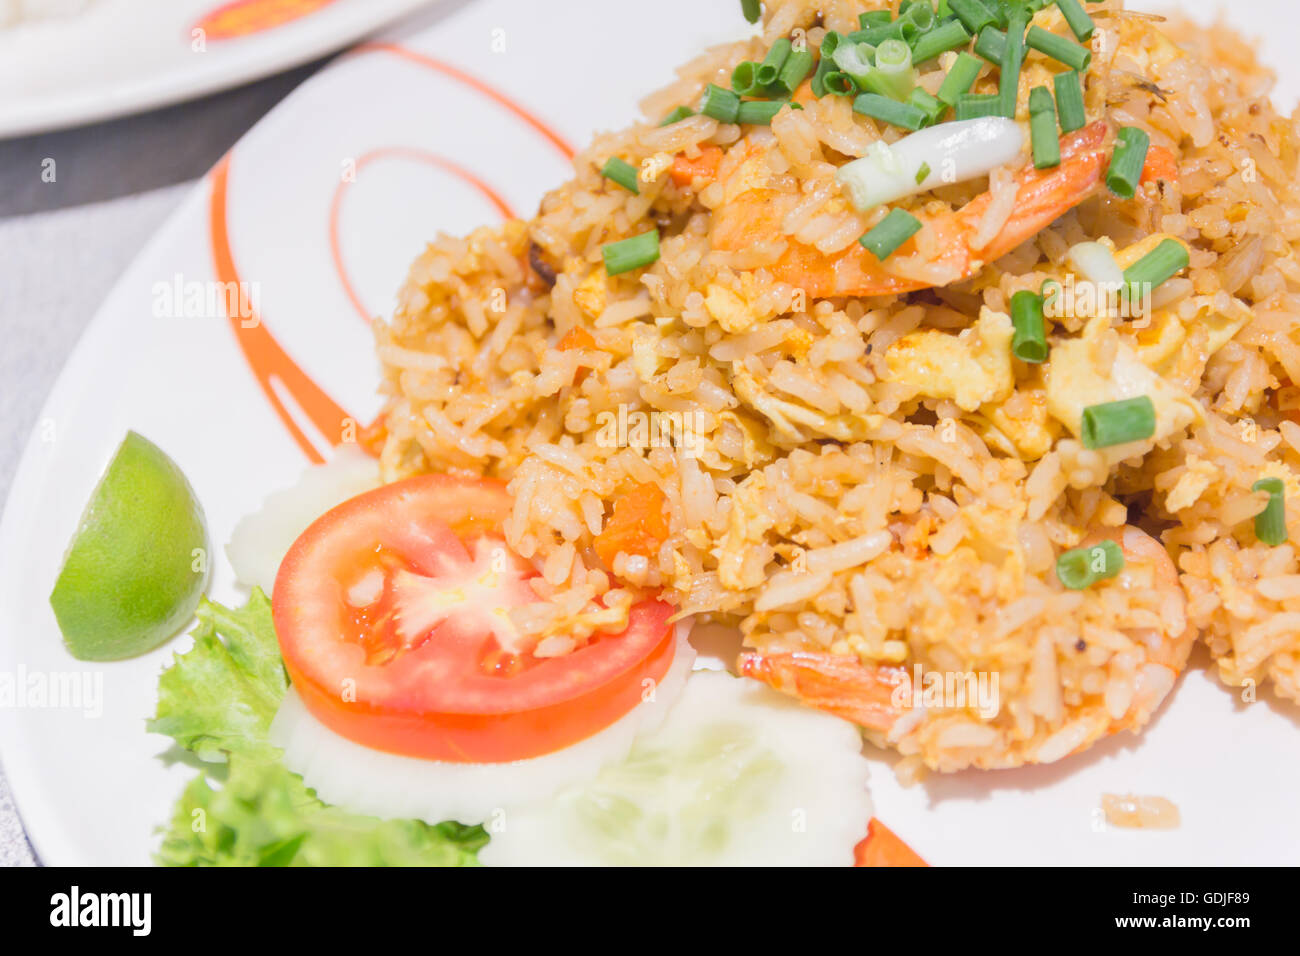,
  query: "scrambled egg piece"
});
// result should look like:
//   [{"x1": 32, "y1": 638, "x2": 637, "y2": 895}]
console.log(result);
[
  {"x1": 979, "y1": 386, "x2": 1058, "y2": 460},
  {"x1": 1165, "y1": 454, "x2": 1218, "y2": 512},
  {"x1": 705, "y1": 284, "x2": 755, "y2": 334},
  {"x1": 884, "y1": 307, "x2": 1015, "y2": 412},
  {"x1": 1047, "y1": 317, "x2": 1201, "y2": 452},
  {"x1": 573, "y1": 270, "x2": 607, "y2": 319}
]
